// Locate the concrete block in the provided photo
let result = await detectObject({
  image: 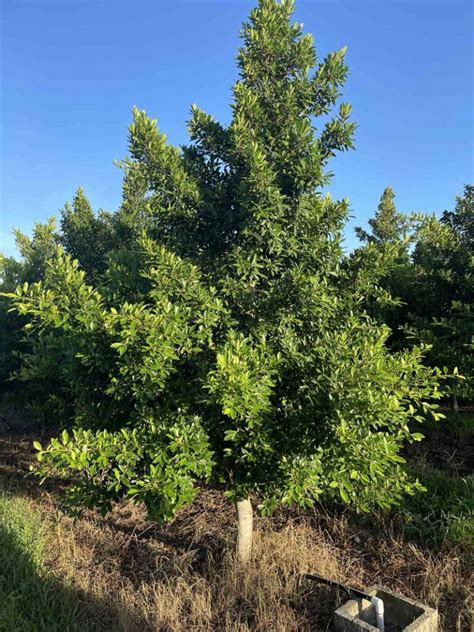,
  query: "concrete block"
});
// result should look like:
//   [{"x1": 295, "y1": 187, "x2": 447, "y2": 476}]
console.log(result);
[{"x1": 333, "y1": 585, "x2": 438, "y2": 632}]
